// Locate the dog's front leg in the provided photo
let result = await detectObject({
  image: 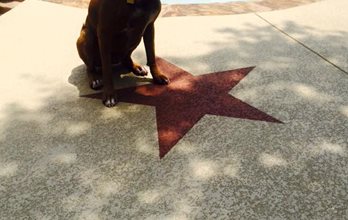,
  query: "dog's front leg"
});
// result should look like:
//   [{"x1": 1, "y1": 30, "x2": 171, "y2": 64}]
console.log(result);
[
  {"x1": 98, "y1": 31, "x2": 117, "y2": 107},
  {"x1": 144, "y1": 22, "x2": 169, "y2": 85}
]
